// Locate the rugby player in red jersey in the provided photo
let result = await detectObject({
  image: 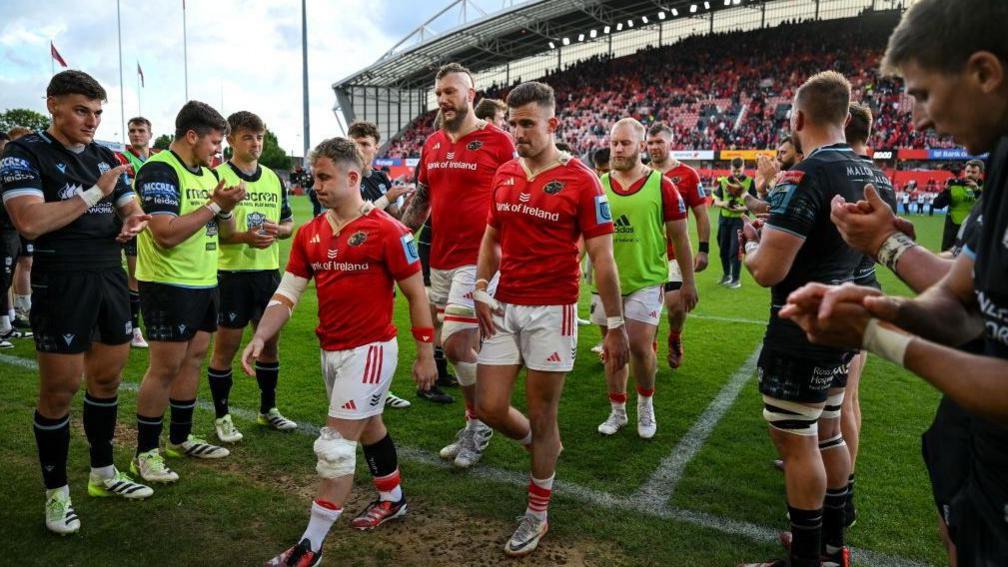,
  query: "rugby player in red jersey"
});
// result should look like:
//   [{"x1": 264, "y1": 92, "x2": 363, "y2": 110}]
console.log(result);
[
  {"x1": 401, "y1": 62, "x2": 516, "y2": 468},
  {"x1": 645, "y1": 121, "x2": 709, "y2": 369},
  {"x1": 472, "y1": 81, "x2": 629, "y2": 557},
  {"x1": 243, "y1": 137, "x2": 437, "y2": 566}
]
